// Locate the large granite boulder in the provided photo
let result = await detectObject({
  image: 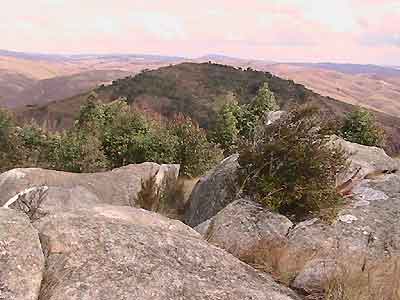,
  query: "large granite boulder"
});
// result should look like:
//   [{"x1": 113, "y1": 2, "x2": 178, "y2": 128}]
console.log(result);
[
  {"x1": 0, "y1": 163, "x2": 179, "y2": 213},
  {"x1": 34, "y1": 205, "x2": 300, "y2": 300},
  {"x1": 0, "y1": 208, "x2": 44, "y2": 300},
  {"x1": 184, "y1": 154, "x2": 239, "y2": 227},
  {"x1": 333, "y1": 136, "x2": 400, "y2": 188},
  {"x1": 195, "y1": 199, "x2": 293, "y2": 274}
]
